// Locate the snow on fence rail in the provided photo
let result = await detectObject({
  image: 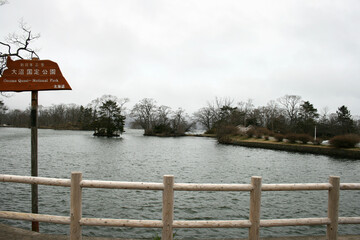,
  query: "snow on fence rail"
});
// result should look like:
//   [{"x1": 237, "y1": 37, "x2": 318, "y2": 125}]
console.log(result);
[{"x1": 0, "y1": 173, "x2": 360, "y2": 240}]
